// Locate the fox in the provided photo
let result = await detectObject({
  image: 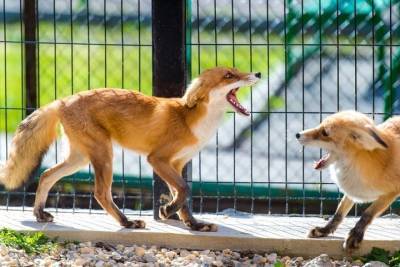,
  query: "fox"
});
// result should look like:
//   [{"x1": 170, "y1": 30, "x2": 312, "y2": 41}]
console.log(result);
[
  {"x1": 296, "y1": 110, "x2": 400, "y2": 252},
  {"x1": 0, "y1": 67, "x2": 260, "y2": 231}
]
